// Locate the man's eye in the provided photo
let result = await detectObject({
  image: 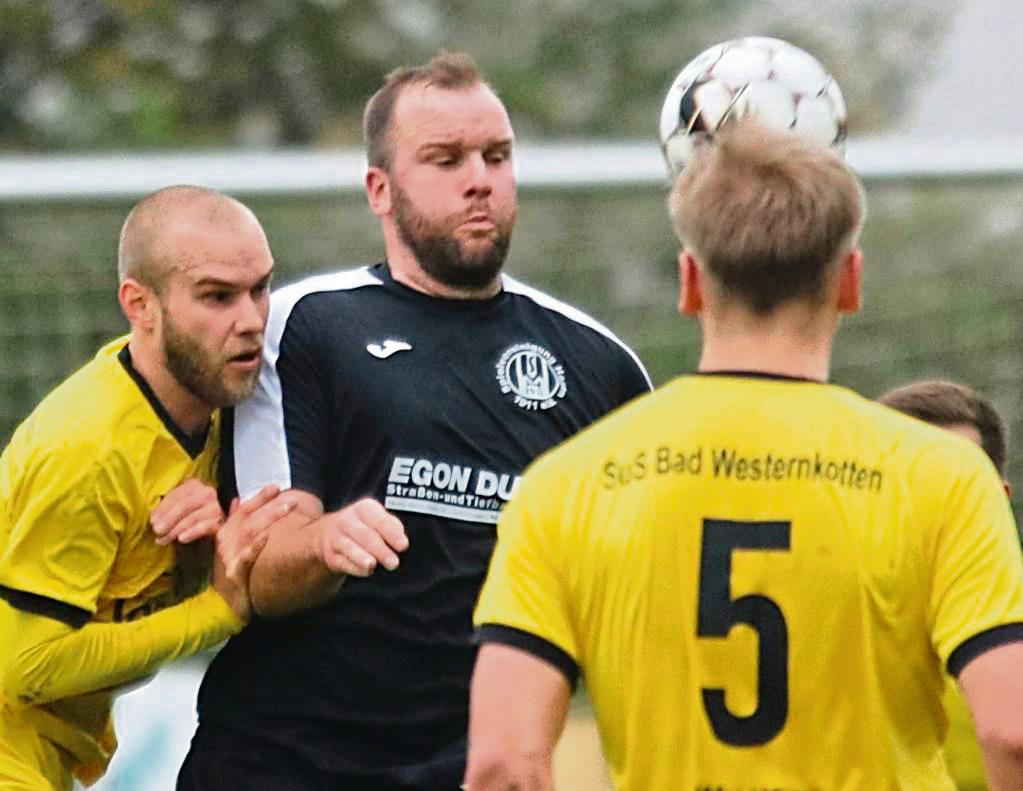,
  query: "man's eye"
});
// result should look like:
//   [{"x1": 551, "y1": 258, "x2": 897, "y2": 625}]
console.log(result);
[{"x1": 202, "y1": 292, "x2": 232, "y2": 304}]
